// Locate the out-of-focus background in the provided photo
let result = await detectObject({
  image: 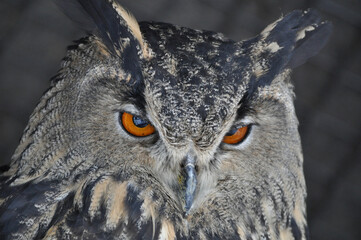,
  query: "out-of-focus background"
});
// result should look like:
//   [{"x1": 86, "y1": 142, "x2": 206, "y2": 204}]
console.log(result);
[{"x1": 0, "y1": 0, "x2": 360, "y2": 239}]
